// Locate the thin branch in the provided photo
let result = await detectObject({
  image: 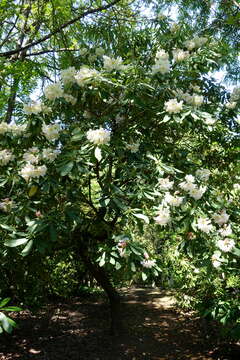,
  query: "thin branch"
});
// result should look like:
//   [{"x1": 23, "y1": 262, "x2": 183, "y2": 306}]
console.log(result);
[{"x1": 0, "y1": 0, "x2": 121, "y2": 58}]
